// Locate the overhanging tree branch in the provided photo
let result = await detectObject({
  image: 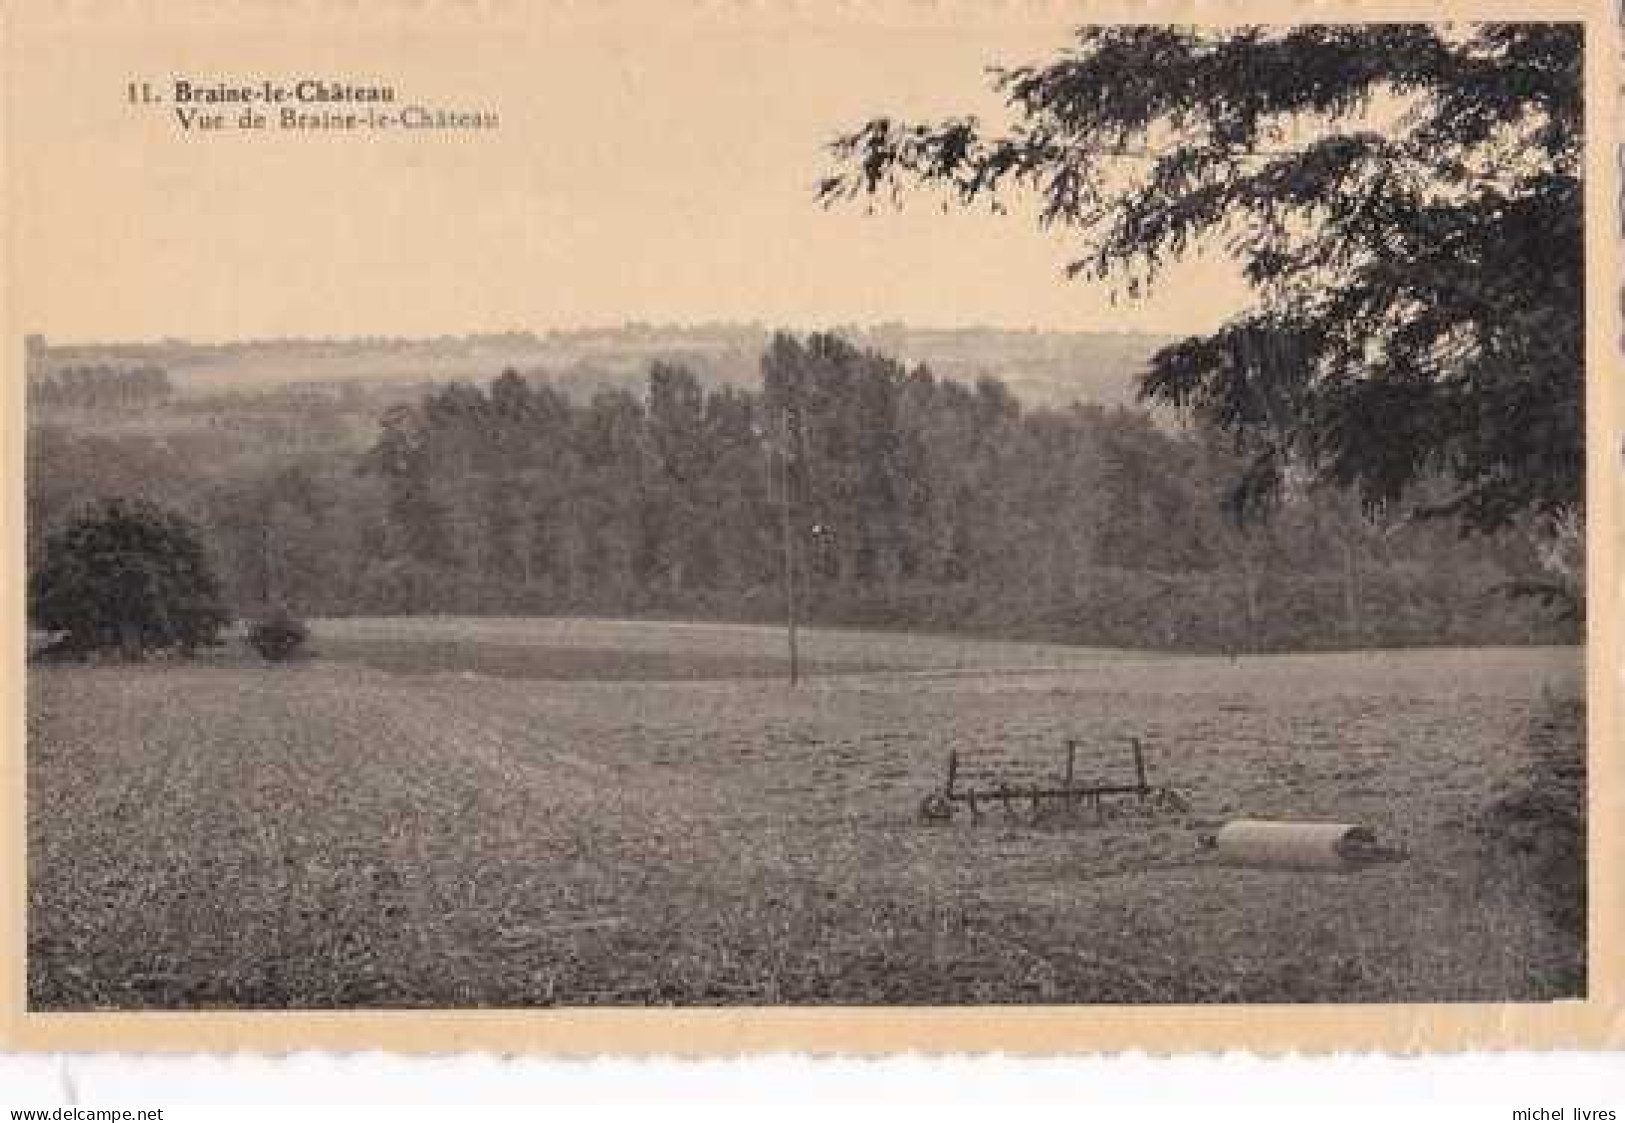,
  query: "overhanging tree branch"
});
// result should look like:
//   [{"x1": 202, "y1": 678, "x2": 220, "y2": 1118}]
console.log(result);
[{"x1": 820, "y1": 23, "x2": 1583, "y2": 536}]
